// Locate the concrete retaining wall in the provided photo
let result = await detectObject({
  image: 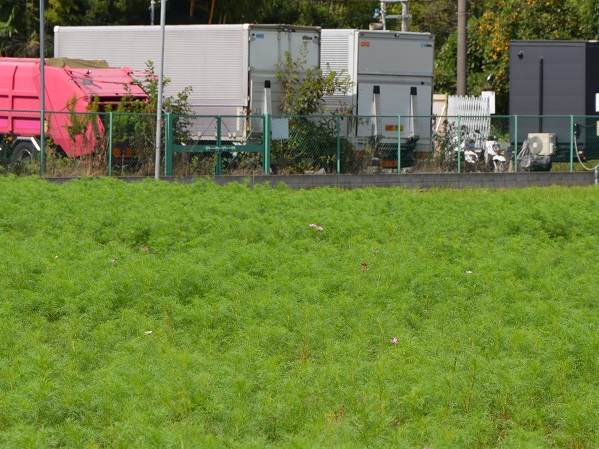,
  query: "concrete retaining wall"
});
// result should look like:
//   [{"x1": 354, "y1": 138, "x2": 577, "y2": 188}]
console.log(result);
[
  {"x1": 46, "y1": 171, "x2": 598, "y2": 189},
  {"x1": 161, "y1": 171, "x2": 598, "y2": 189}
]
